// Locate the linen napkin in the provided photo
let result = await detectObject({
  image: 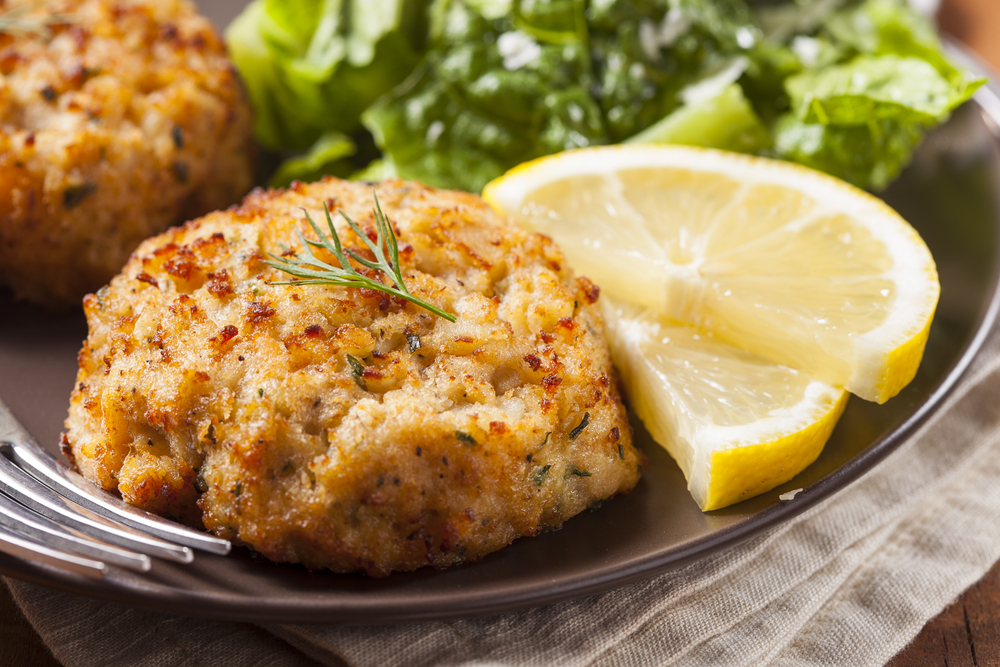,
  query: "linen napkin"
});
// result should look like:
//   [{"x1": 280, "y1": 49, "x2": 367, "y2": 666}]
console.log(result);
[{"x1": 5, "y1": 319, "x2": 1000, "y2": 667}]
